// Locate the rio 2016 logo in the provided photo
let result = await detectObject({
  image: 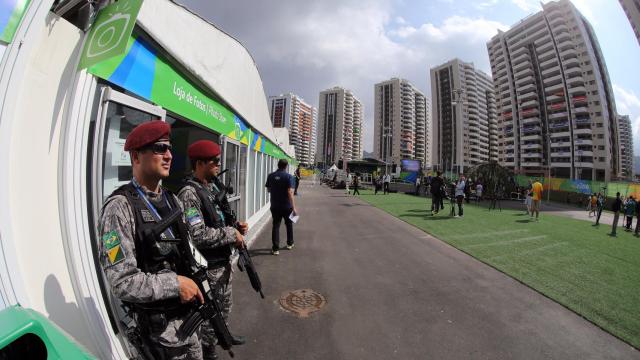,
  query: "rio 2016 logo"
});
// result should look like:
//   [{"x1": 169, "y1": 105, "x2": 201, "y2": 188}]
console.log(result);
[{"x1": 86, "y1": 3, "x2": 132, "y2": 59}]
